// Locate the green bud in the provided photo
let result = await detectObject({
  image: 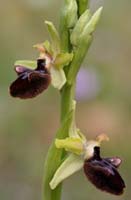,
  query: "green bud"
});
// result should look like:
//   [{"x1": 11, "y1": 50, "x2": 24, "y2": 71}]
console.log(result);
[
  {"x1": 70, "y1": 9, "x2": 91, "y2": 46},
  {"x1": 67, "y1": 7, "x2": 103, "y2": 84},
  {"x1": 59, "y1": 0, "x2": 78, "y2": 52},
  {"x1": 80, "y1": 7, "x2": 103, "y2": 40},
  {"x1": 76, "y1": 0, "x2": 89, "y2": 16},
  {"x1": 64, "y1": 0, "x2": 78, "y2": 28},
  {"x1": 45, "y1": 21, "x2": 61, "y2": 55}
]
